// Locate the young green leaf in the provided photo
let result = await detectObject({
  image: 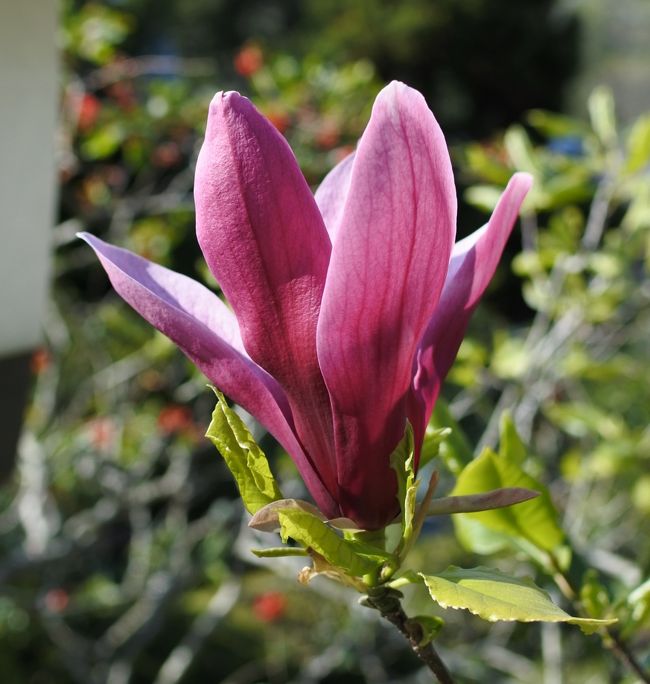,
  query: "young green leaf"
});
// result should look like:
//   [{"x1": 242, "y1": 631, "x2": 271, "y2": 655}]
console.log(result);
[
  {"x1": 420, "y1": 423, "x2": 453, "y2": 469},
  {"x1": 411, "y1": 615, "x2": 445, "y2": 646},
  {"x1": 580, "y1": 570, "x2": 611, "y2": 619},
  {"x1": 504, "y1": 125, "x2": 541, "y2": 175},
  {"x1": 628, "y1": 578, "x2": 650, "y2": 627},
  {"x1": 452, "y1": 515, "x2": 512, "y2": 555},
  {"x1": 500, "y1": 412, "x2": 526, "y2": 465},
  {"x1": 625, "y1": 113, "x2": 650, "y2": 174},
  {"x1": 420, "y1": 566, "x2": 616, "y2": 634},
  {"x1": 277, "y1": 509, "x2": 380, "y2": 578},
  {"x1": 428, "y1": 399, "x2": 473, "y2": 474},
  {"x1": 390, "y1": 423, "x2": 417, "y2": 551},
  {"x1": 588, "y1": 85, "x2": 617, "y2": 148},
  {"x1": 205, "y1": 387, "x2": 282, "y2": 514},
  {"x1": 465, "y1": 185, "x2": 507, "y2": 214}
]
